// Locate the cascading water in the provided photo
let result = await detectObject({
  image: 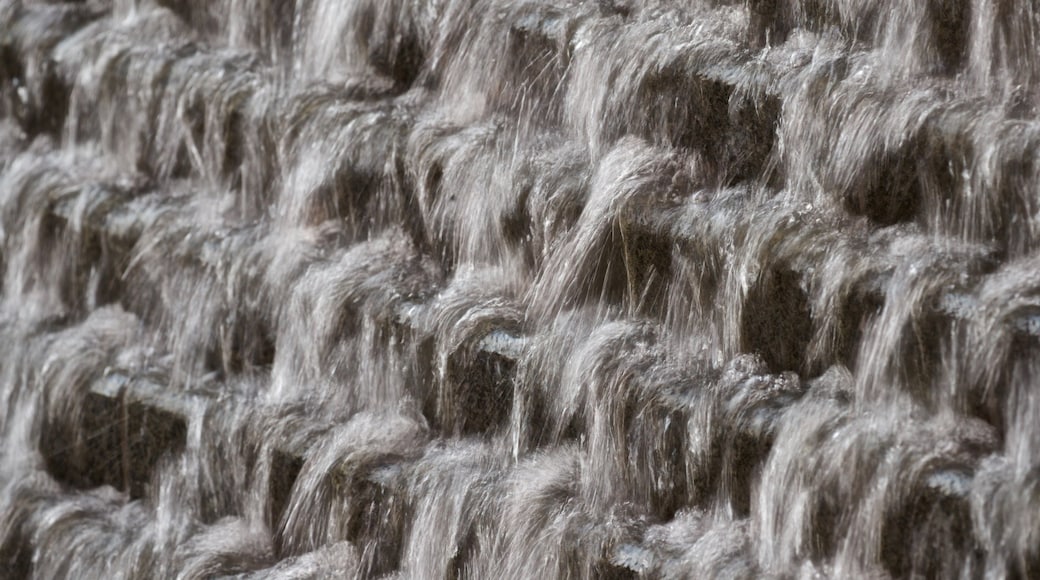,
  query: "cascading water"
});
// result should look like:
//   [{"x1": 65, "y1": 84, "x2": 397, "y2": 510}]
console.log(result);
[{"x1": 1, "y1": 0, "x2": 1039, "y2": 578}]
